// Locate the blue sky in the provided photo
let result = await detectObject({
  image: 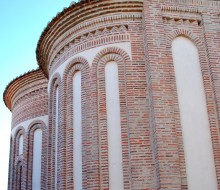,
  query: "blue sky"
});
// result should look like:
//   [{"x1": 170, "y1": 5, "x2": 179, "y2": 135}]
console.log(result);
[{"x1": 0, "y1": 1, "x2": 76, "y2": 189}]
